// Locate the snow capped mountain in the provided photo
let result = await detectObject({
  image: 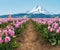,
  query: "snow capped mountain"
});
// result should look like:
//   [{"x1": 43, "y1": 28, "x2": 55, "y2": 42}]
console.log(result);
[{"x1": 27, "y1": 5, "x2": 49, "y2": 14}]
